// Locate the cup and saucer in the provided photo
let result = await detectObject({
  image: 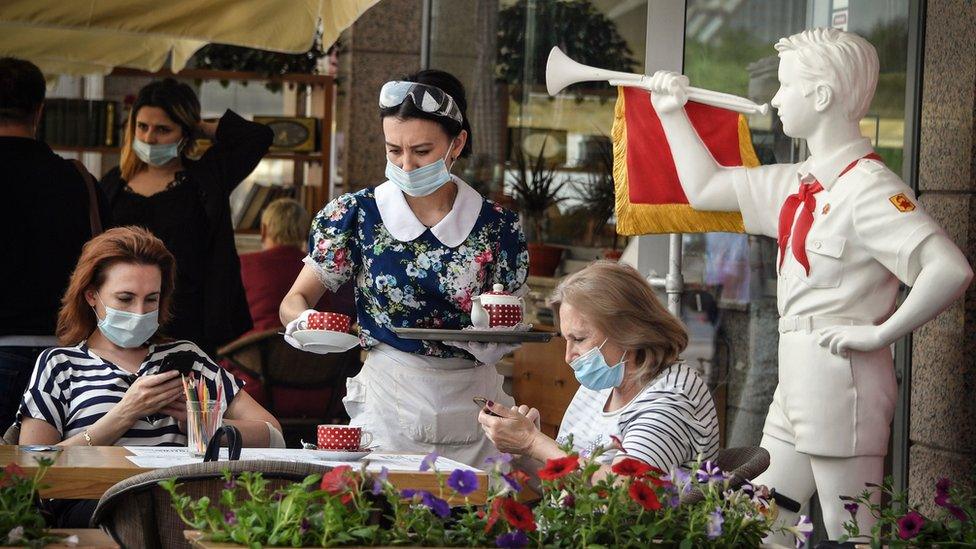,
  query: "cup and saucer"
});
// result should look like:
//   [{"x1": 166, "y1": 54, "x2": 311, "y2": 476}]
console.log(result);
[
  {"x1": 292, "y1": 312, "x2": 360, "y2": 353},
  {"x1": 306, "y1": 425, "x2": 374, "y2": 461}
]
